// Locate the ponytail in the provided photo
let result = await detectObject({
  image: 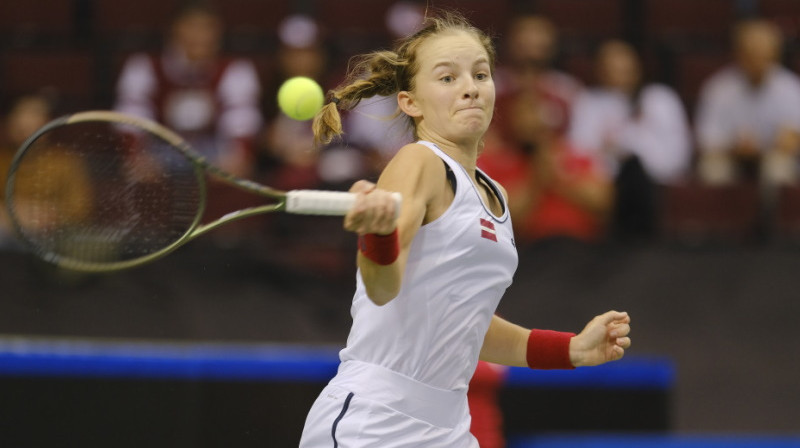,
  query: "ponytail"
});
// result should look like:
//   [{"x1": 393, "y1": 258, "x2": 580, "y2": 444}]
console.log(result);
[{"x1": 312, "y1": 51, "x2": 407, "y2": 146}]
